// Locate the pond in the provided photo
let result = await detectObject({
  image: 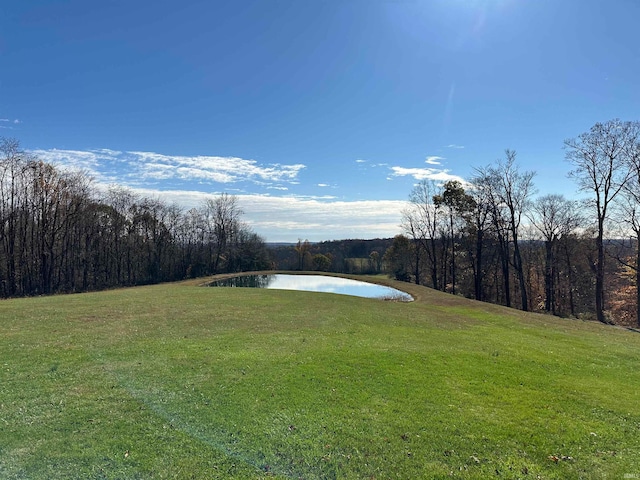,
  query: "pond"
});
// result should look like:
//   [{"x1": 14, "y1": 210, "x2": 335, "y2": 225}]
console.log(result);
[{"x1": 208, "y1": 274, "x2": 413, "y2": 301}]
